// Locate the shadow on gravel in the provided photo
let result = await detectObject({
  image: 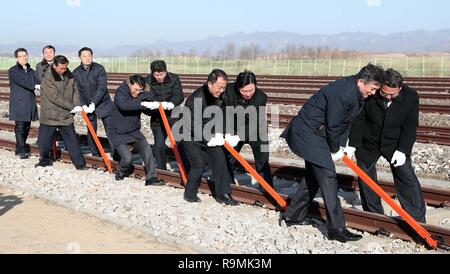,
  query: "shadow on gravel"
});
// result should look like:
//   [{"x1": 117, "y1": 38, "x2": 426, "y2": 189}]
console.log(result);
[{"x1": 0, "y1": 192, "x2": 23, "y2": 216}]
